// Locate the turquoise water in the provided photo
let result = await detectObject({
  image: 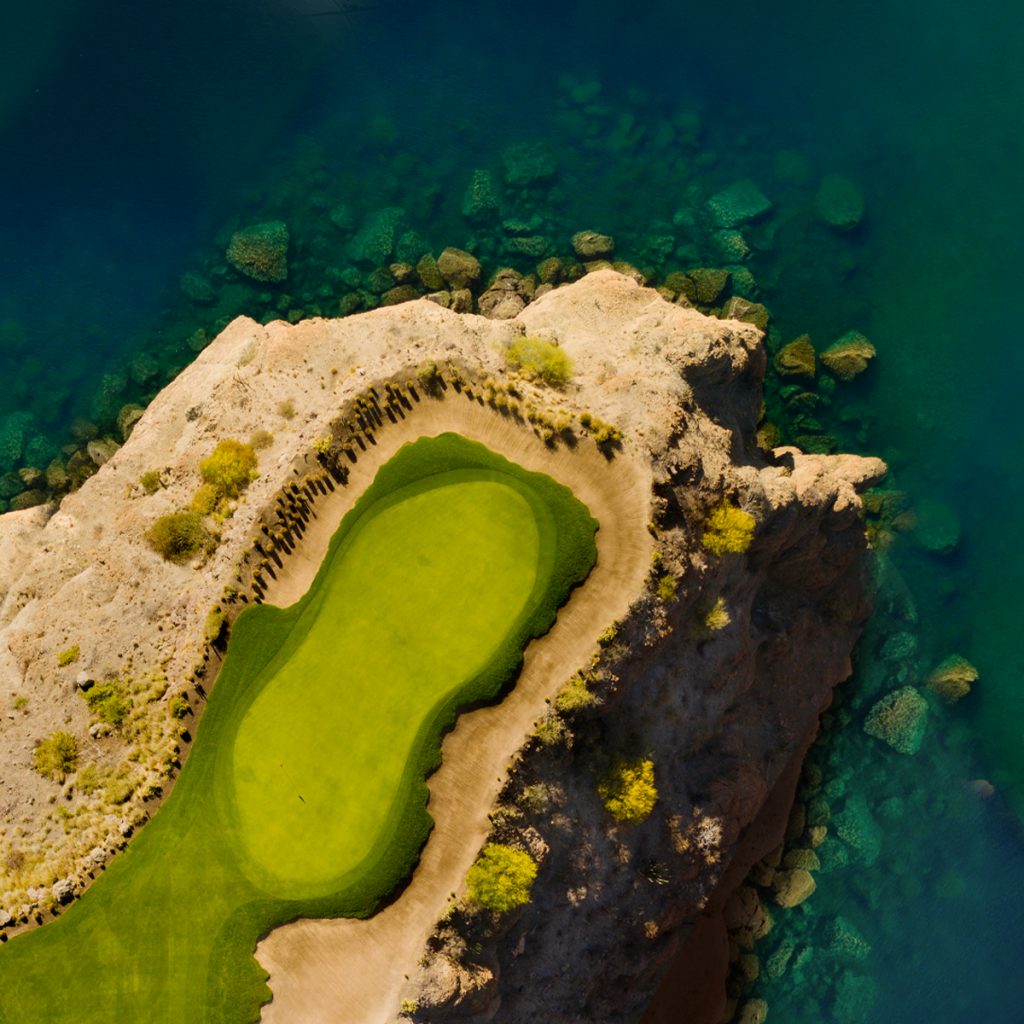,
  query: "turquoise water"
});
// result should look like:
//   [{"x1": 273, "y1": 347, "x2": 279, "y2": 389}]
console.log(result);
[{"x1": 2, "y1": 1, "x2": 1022, "y2": 1020}]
